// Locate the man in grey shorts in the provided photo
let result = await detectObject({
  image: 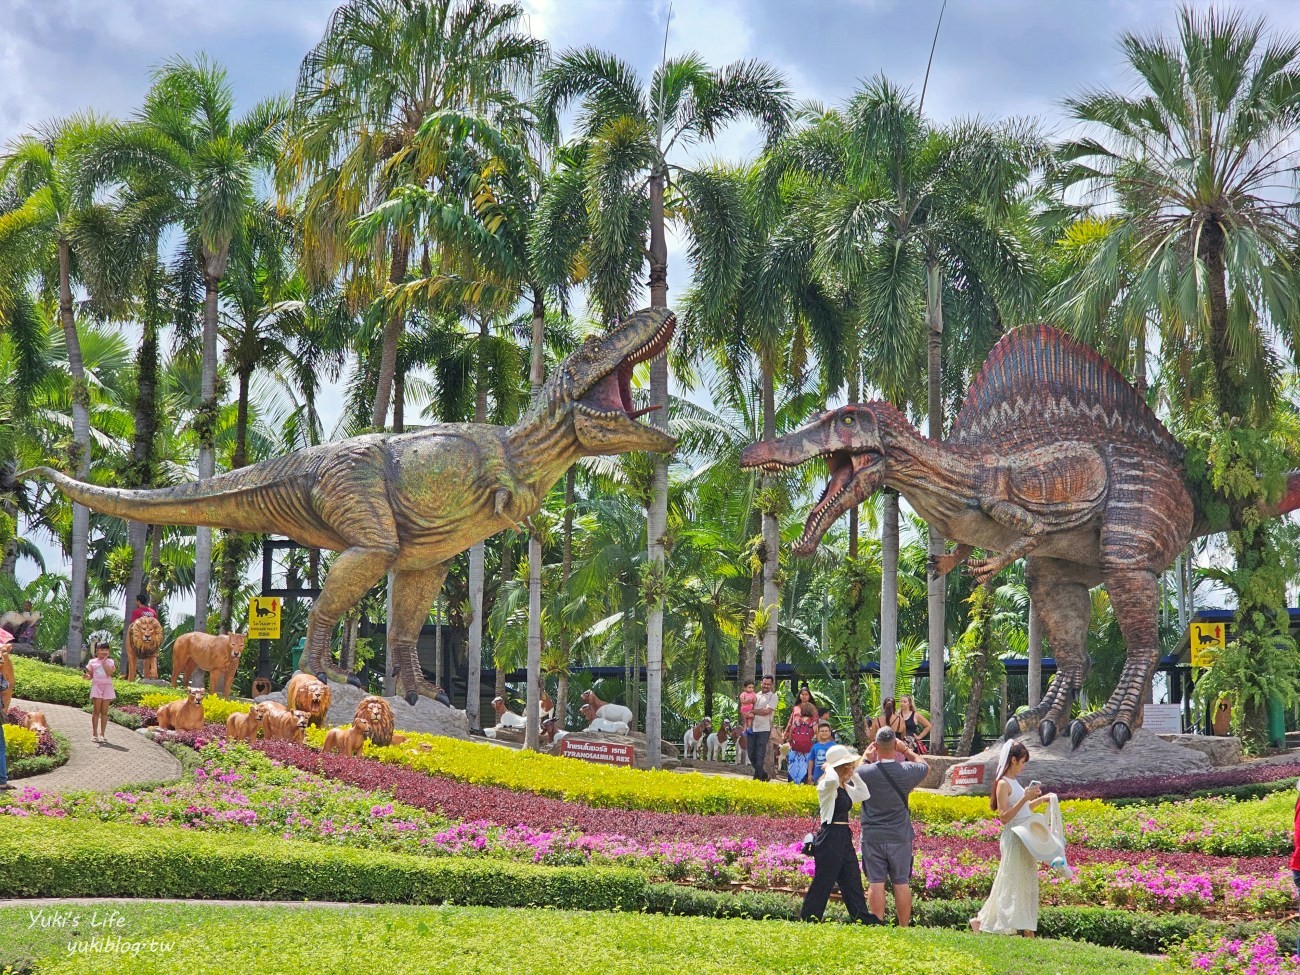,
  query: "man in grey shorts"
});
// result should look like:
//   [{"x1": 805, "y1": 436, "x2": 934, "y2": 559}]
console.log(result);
[{"x1": 857, "y1": 726, "x2": 928, "y2": 925}]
